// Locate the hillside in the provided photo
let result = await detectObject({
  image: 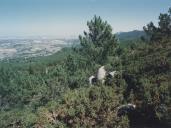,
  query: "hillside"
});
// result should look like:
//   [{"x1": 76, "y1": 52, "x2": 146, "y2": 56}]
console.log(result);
[
  {"x1": 116, "y1": 30, "x2": 146, "y2": 41},
  {"x1": 0, "y1": 9, "x2": 171, "y2": 128}
]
